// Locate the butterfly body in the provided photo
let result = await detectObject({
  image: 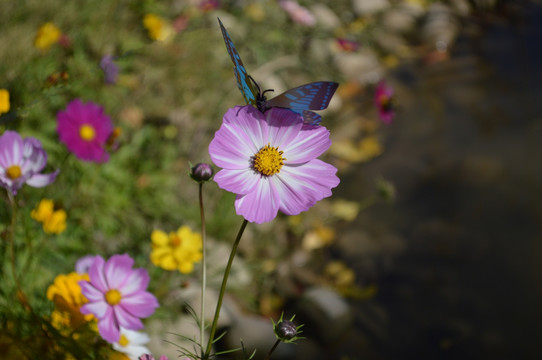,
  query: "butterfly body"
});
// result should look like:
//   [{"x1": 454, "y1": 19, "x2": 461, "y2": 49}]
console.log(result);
[{"x1": 218, "y1": 18, "x2": 338, "y2": 125}]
